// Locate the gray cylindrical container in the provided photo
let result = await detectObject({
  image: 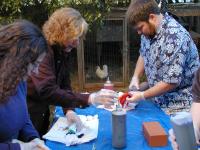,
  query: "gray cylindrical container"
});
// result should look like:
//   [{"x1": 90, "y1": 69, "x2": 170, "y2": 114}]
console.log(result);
[
  {"x1": 171, "y1": 112, "x2": 198, "y2": 150},
  {"x1": 112, "y1": 109, "x2": 126, "y2": 148}
]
